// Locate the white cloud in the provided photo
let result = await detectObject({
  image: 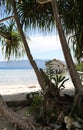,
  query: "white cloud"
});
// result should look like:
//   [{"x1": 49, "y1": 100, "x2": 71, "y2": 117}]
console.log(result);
[
  {"x1": 29, "y1": 35, "x2": 62, "y2": 53},
  {"x1": 26, "y1": 35, "x2": 64, "y2": 60}
]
